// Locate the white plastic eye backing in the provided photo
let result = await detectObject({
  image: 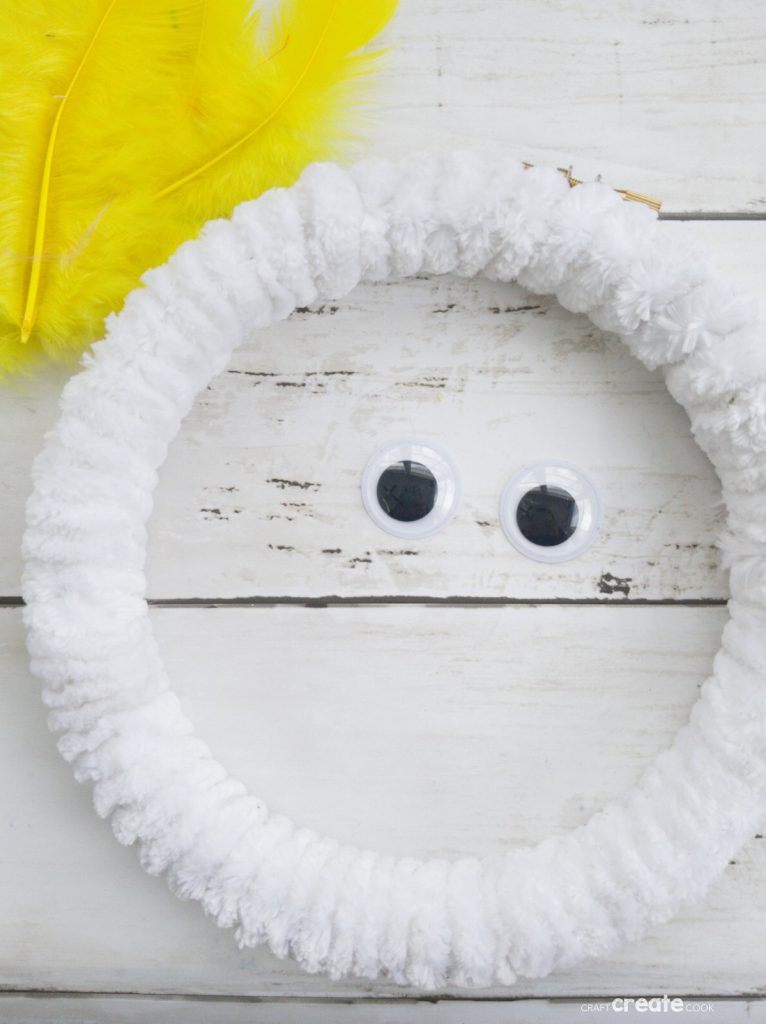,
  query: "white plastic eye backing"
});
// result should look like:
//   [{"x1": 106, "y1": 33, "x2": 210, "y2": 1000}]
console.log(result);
[
  {"x1": 499, "y1": 462, "x2": 603, "y2": 563},
  {"x1": 361, "y1": 439, "x2": 462, "y2": 540}
]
